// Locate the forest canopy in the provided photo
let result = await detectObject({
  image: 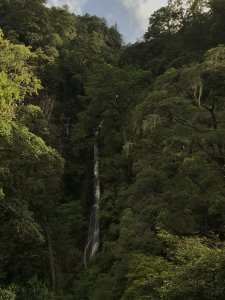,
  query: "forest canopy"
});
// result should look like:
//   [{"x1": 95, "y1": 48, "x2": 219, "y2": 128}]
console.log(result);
[{"x1": 1, "y1": 0, "x2": 225, "y2": 299}]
